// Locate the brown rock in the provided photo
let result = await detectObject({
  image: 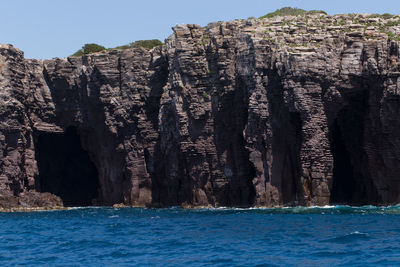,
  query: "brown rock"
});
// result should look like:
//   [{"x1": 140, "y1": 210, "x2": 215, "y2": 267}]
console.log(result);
[{"x1": 2, "y1": 14, "x2": 400, "y2": 208}]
